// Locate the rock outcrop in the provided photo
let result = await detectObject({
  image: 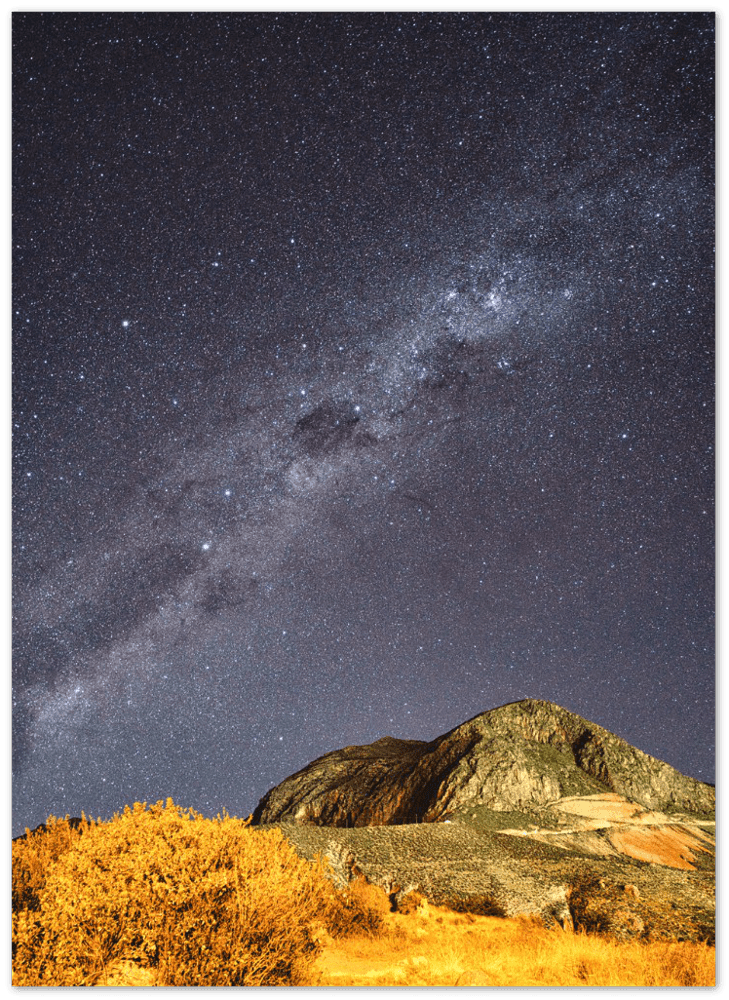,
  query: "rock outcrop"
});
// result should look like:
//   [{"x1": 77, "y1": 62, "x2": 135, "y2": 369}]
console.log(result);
[{"x1": 252, "y1": 699, "x2": 714, "y2": 826}]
